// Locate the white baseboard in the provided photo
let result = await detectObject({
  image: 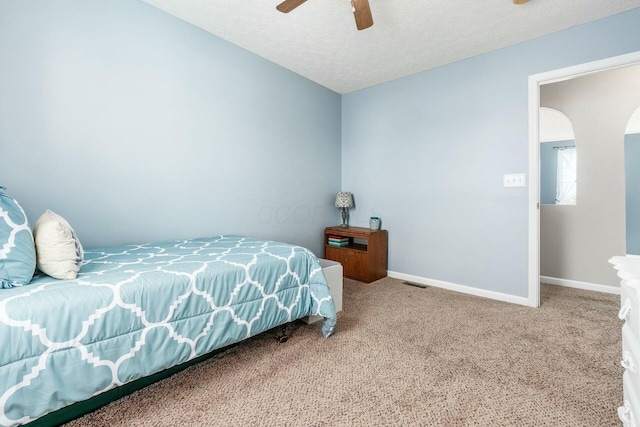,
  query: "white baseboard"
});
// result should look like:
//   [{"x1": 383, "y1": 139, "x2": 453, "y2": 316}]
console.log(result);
[
  {"x1": 387, "y1": 271, "x2": 531, "y2": 306},
  {"x1": 540, "y1": 275, "x2": 620, "y2": 295}
]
